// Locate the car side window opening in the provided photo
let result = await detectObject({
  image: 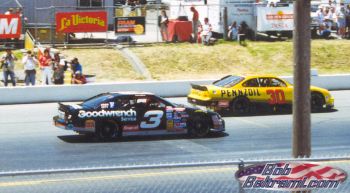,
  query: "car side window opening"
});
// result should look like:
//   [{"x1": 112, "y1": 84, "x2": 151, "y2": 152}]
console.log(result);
[
  {"x1": 150, "y1": 98, "x2": 166, "y2": 109},
  {"x1": 258, "y1": 78, "x2": 270, "y2": 87},
  {"x1": 269, "y1": 78, "x2": 287, "y2": 87},
  {"x1": 115, "y1": 97, "x2": 132, "y2": 109},
  {"x1": 213, "y1": 75, "x2": 244, "y2": 88},
  {"x1": 242, "y1": 78, "x2": 259, "y2": 87}
]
